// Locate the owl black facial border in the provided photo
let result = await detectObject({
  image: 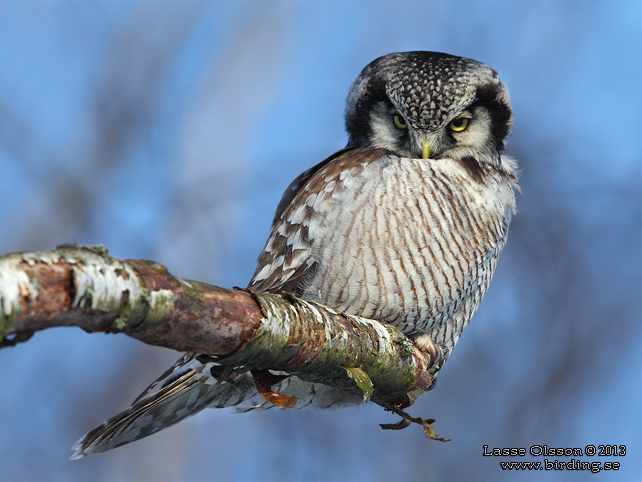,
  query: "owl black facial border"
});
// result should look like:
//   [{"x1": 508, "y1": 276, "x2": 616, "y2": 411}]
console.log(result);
[{"x1": 345, "y1": 51, "x2": 512, "y2": 161}]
